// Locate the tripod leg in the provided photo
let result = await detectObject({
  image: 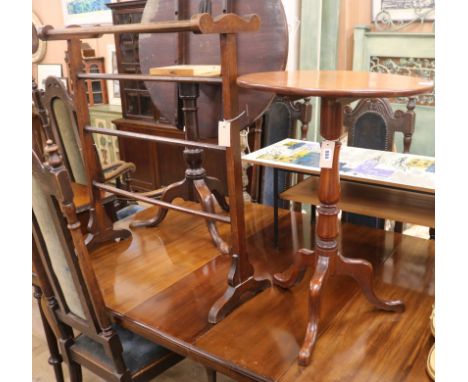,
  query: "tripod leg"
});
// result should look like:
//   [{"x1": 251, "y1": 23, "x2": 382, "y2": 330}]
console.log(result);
[
  {"x1": 335, "y1": 253, "x2": 405, "y2": 312},
  {"x1": 205, "y1": 176, "x2": 230, "y2": 212},
  {"x1": 130, "y1": 179, "x2": 189, "y2": 229},
  {"x1": 194, "y1": 179, "x2": 230, "y2": 255},
  {"x1": 298, "y1": 255, "x2": 329, "y2": 366},
  {"x1": 273, "y1": 248, "x2": 314, "y2": 289}
]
